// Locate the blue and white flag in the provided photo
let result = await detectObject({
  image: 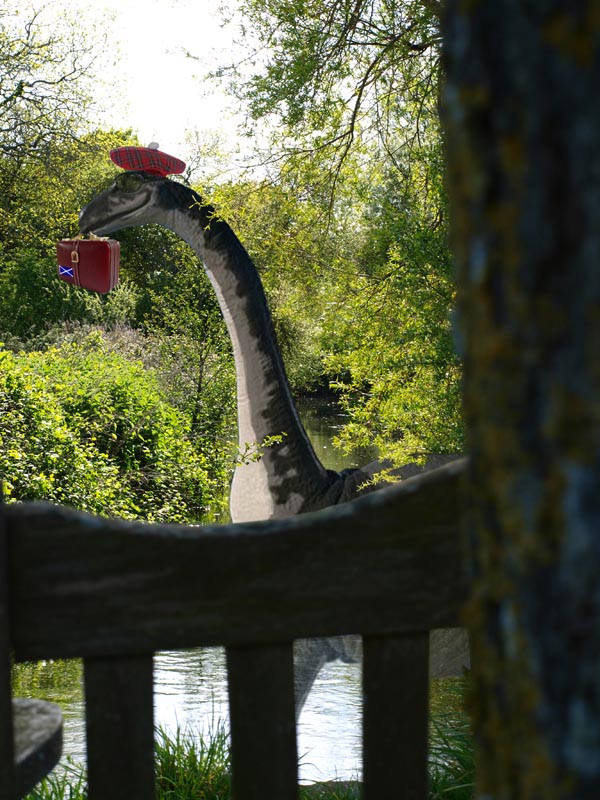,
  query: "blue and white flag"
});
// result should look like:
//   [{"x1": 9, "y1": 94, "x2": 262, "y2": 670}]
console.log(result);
[{"x1": 59, "y1": 265, "x2": 74, "y2": 278}]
